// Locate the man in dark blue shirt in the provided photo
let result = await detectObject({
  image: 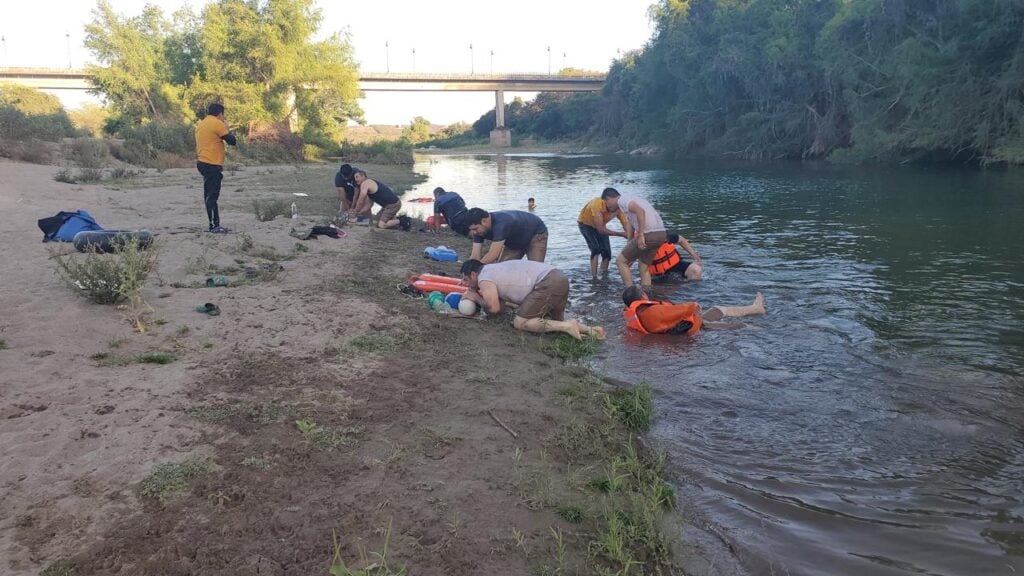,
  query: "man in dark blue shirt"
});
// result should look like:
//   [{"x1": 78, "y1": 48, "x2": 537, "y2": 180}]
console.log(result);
[
  {"x1": 334, "y1": 163, "x2": 369, "y2": 218},
  {"x1": 465, "y1": 208, "x2": 548, "y2": 263},
  {"x1": 432, "y1": 187, "x2": 470, "y2": 236}
]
